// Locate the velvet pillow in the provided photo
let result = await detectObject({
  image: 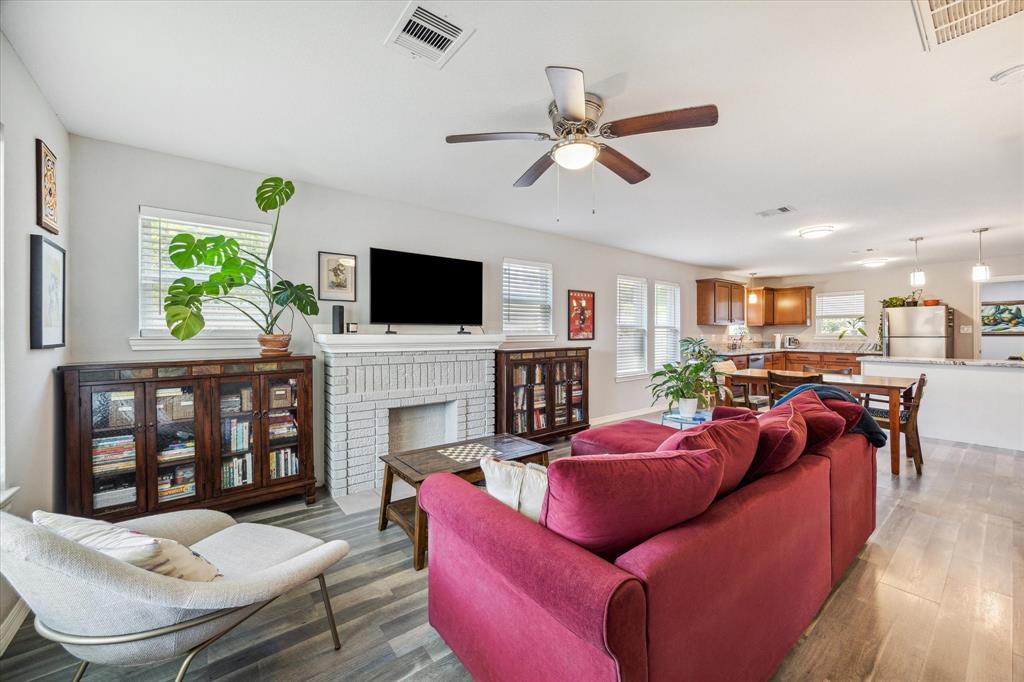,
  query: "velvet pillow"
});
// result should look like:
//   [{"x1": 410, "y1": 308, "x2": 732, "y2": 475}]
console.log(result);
[
  {"x1": 746, "y1": 403, "x2": 808, "y2": 480},
  {"x1": 823, "y1": 398, "x2": 864, "y2": 432},
  {"x1": 539, "y1": 448, "x2": 724, "y2": 558},
  {"x1": 788, "y1": 391, "x2": 847, "y2": 449},
  {"x1": 656, "y1": 411, "x2": 759, "y2": 498}
]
